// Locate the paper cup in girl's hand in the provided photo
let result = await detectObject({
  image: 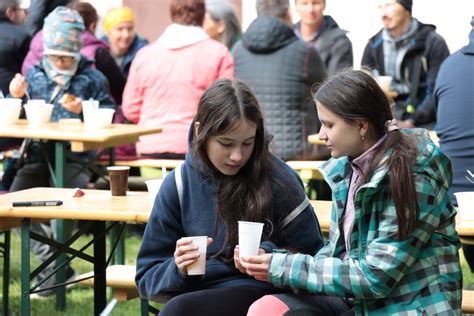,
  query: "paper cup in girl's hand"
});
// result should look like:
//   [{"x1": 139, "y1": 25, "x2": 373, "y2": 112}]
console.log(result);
[
  {"x1": 238, "y1": 221, "x2": 264, "y2": 258},
  {"x1": 455, "y1": 192, "x2": 474, "y2": 221},
  {"x1": 186, "y1": 236, "x2": 208, "y2": 275}
]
